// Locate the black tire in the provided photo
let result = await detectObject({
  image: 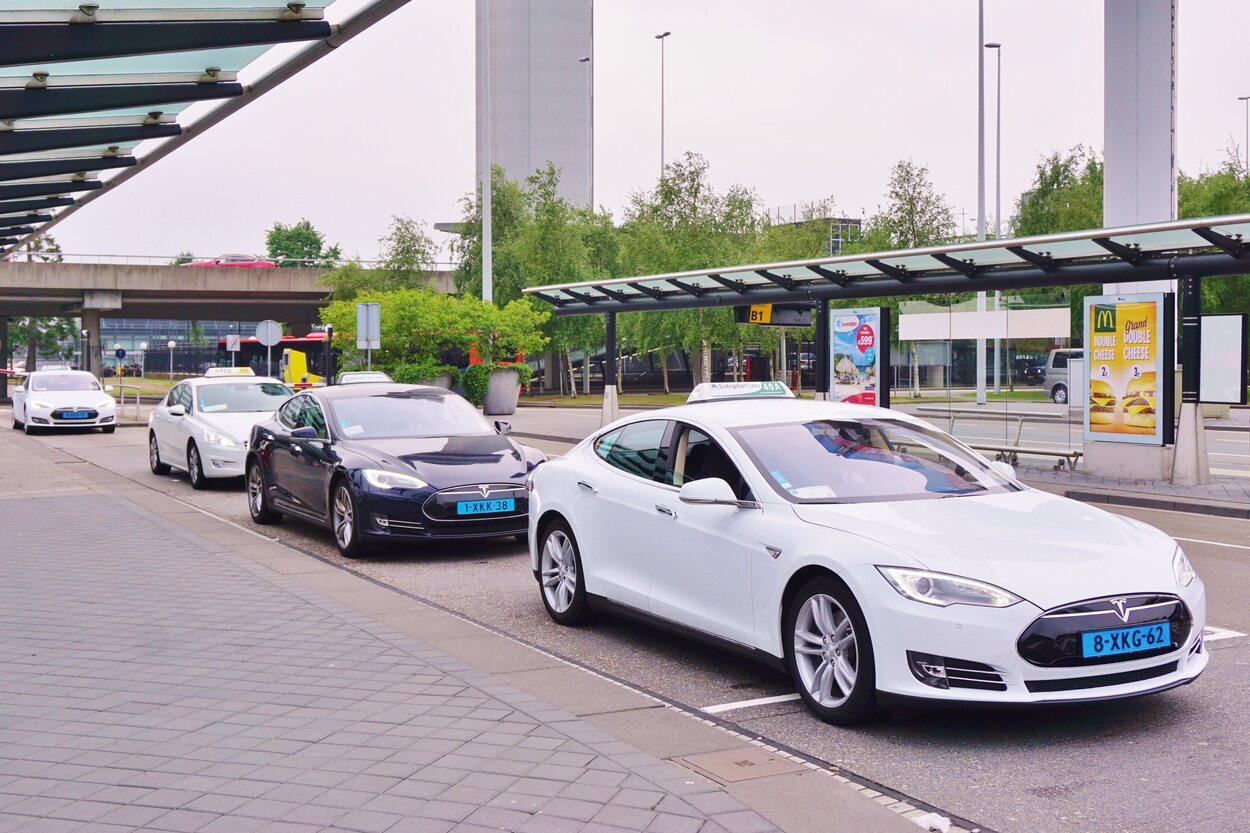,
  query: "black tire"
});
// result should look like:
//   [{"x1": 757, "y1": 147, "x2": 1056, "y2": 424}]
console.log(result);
[
  {"x1": 187, "y1": 442, "x2": 209, "y2": 490},
  {"x1": 23, "y1": 418, "x2": 39, "y2": 436},
  {"x1": 101, "y1": 425, "x2": 116, "y2": 434},
  {"x1": 149, "y1": 433, "x2": 171, "y2": 475},
  {"x1": 536, "y1": 517, "x2": 592, "y2": 625},
  {"x1": 784, "y1": 575, "x2": 877, "y2": 725},
  {"x1": 330, "y1": 478, "x2": 367, "y2": 558},
  {"x1": 10, "y1": 409, "x2": 20, "y2": 429},
  {"x1": 1051, "y1": 384, "x2": 1068, "y2": 405},
  {"x1": 246, "y1": 459, "x2": 282, "y2": 525}
]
